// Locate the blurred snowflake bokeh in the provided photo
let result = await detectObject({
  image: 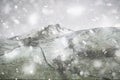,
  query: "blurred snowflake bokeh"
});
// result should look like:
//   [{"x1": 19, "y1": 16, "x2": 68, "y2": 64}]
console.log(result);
[{"x1": 0, "y1": 0, "x2": 120, "y2": 38}]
